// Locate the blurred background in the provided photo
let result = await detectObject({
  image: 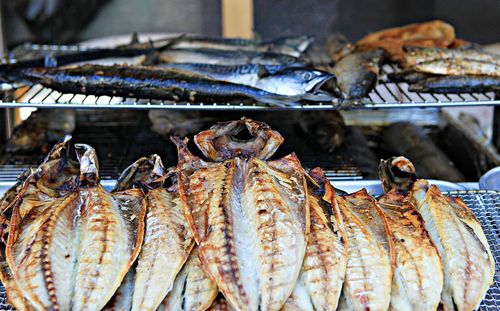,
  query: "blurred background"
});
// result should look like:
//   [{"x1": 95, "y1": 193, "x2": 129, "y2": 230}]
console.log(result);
[{"x1": 2, "y1": 0, "x2": 499, "y2": 47}]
